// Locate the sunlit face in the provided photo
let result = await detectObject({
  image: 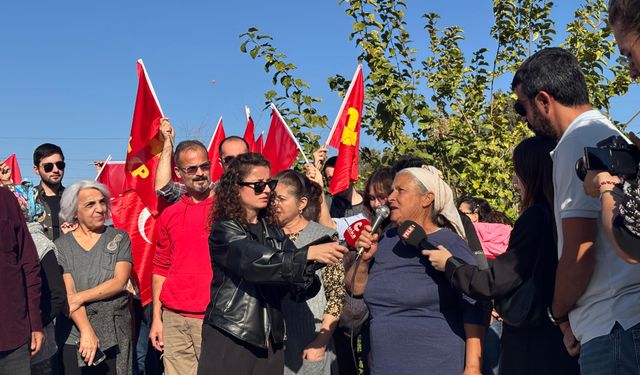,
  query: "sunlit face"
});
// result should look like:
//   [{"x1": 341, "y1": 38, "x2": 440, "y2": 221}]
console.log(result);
[
  {"x1": 366, "y1": 185, "x2": 389, "y2": 212},
  {"x1": 514, "y1": 85, "x2": 556, "y2": 139},
  {"x1": 220, "y1": 139, "x2": 250, "y2": 170},
  {"x1": 273, "y1": 182, "x2": 307, "y2": 227},
  {"x1": 34, "y1": 153, "x2": 65, "y2": 186},
  {"x1": 175, "y1": 147, "x2": 211, "y2": 194},
  {"x1": 76, "y1": 188, "x2": 107, "y2": 230},
  {"x1": 239, "y1": 166, "x2": 272, "y2": 213},
  {"x1": 612, "y1": 23, "x2": 640, "y2": 80},
  {"x1": 387, "y1": 173, "x2": 434, "y2": 225}
]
